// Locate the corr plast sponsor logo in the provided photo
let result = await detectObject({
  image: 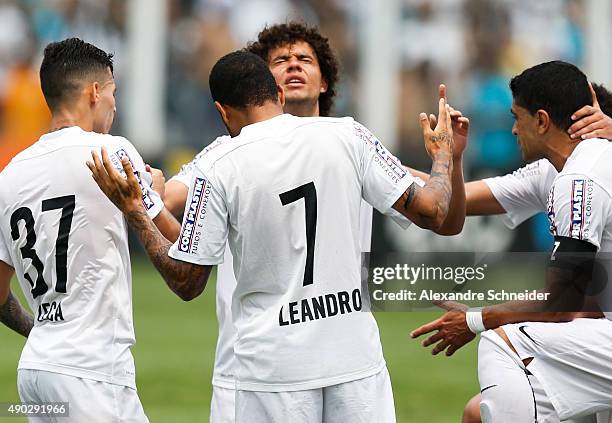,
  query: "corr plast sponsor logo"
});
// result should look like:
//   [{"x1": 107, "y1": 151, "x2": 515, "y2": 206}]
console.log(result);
[
  {"x1": 373, "y1": 139, "x2": 407, "y2": 179},
  {"x1": 178, "y1": 177, "x2": 206, "y2": 253},
  {"x1": 354, "y1": 122, "x2": 407, "y2": 180},
  {"x1": 547, "y1": 185, "x2": 557, "y2": 236},
  {"x1": 571, "y1": 179, "x2": 585, "y2": 239},
  {"x1": 114, "y1": 149, "x2": 155, "y2": 210}
]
